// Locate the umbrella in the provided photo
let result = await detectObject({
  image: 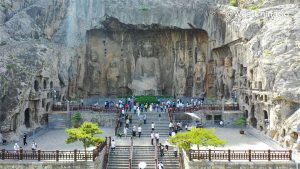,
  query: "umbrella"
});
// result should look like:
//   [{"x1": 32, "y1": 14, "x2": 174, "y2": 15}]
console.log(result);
[
  {"x1": 185, "y1": 112, "x2": 201, "y2": 119},
  {"x1": 138, "y1": 162, "x2": 147, "y2": 169}
]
